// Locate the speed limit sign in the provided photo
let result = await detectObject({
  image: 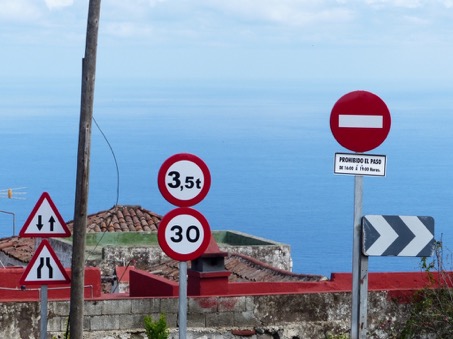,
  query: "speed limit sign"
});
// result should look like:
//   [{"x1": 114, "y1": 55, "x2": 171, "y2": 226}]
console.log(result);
[
  {"x1": 158, "y1": 207, "x2": 211, "y2": 261},
  {"x1": 158, "y1": 153, "x2": 211, "y2": 207}
]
